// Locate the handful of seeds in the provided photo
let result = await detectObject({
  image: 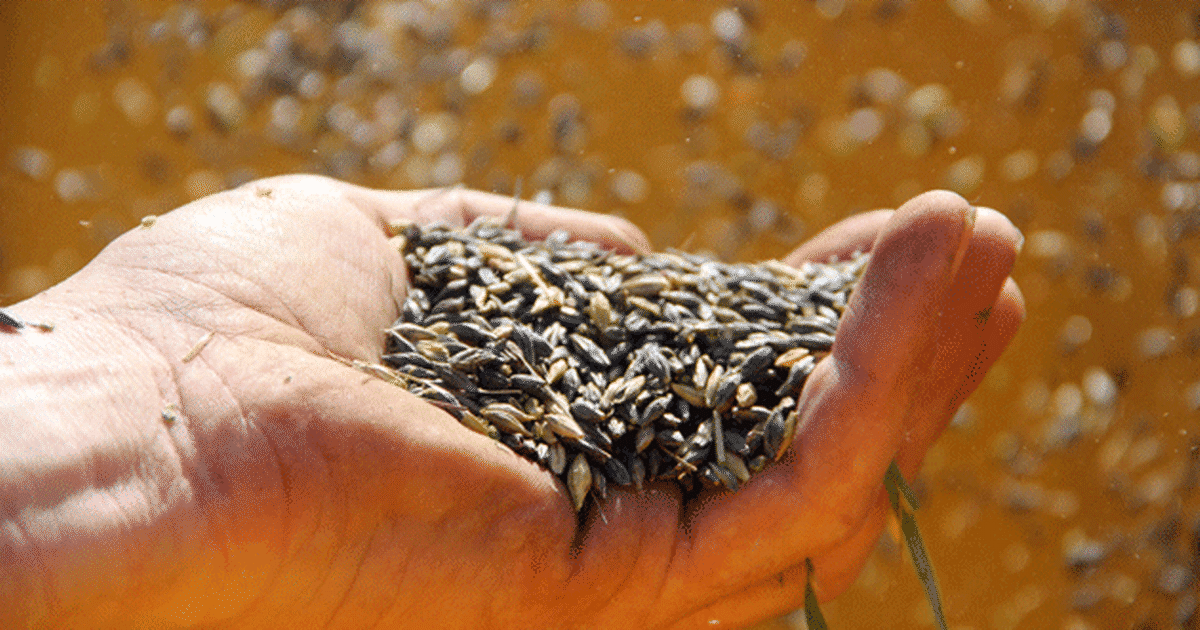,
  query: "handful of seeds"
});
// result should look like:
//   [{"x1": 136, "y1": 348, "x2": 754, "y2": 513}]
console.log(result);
[
  {"x1": 377, "y1": 216, "x2": 946, "y2": 629},
  {"x1": 382, "y1": 218, "x2": 867, "y2": 509}
]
